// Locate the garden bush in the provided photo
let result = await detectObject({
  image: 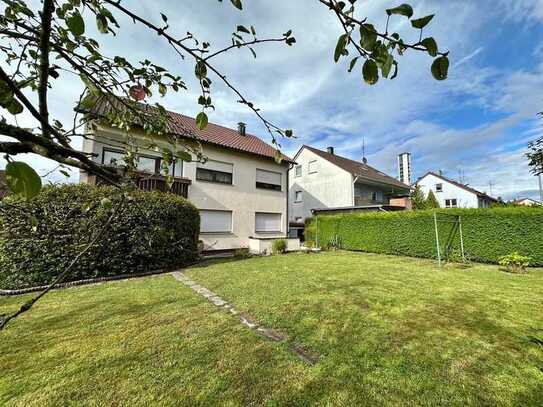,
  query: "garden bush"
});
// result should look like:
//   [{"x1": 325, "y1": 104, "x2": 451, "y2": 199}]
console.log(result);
[
  {"x1": 0, "y1": 184, "x2": 200, "y2": 289},
  {"x1": 271, "y1": 239, "x2": 287, "y2": 254},
  {"x1": 305, "y1": 207, "x2": 543, "y2": 266}
]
